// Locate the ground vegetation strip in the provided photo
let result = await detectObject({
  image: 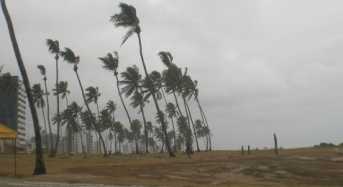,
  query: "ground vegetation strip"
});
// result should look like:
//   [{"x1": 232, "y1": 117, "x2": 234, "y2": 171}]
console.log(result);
[{"x1": 1, "y1": 148, "x2": 343, "y2": 186}]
